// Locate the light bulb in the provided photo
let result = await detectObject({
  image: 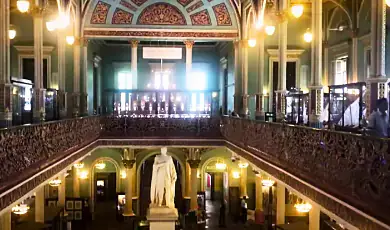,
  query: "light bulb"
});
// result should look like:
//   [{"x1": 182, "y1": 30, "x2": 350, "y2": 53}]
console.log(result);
[
  {"x1": 265, "y1": 25, "x2": 275, "y2": 36},
  {"x1": 46, "y1": 21, "x2": 56, "y2": 32},
  {"x1": 66, "y1": 36, "x2": 75, "y2": 45},
  {"x1": 248, "y1": 39, "x2": 256, "y2": 47},
  {"x1": 17, "y1": 0, "x2": 30, "y2": 13},
  {"x1": 56, "y1": 12, "x2": 70, "y2": 29},
  {"x1": 291, "y1": 4, "x2": 304, "y2": 18},
  {"x1": 9, "y1": 30, "x2": 16, "y2": 39},
  {"x1": 304, "y1": 31, "x2": 312, "y2": 43}
]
